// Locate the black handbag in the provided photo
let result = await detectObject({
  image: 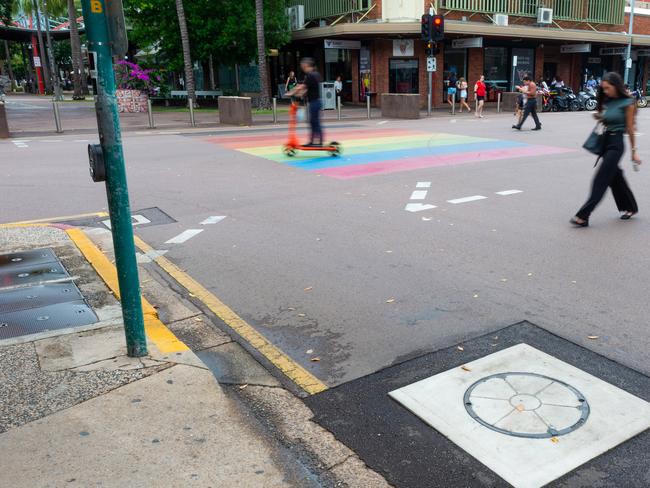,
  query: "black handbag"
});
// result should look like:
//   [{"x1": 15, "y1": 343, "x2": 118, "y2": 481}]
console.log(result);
[{"x1": 583, "y1": 122, "x2": 605, "y2": 156}]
